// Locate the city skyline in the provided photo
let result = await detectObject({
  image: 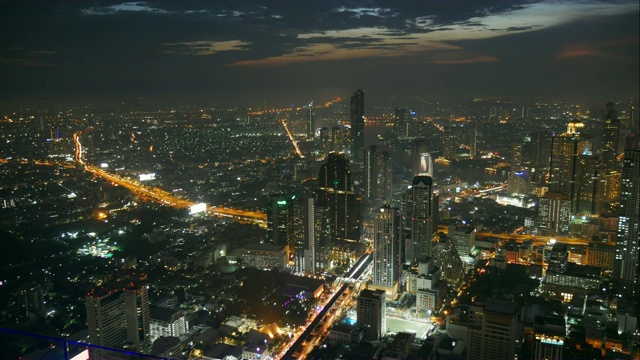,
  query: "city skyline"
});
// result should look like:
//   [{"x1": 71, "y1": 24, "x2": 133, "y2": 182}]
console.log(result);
[{"x1": 0, "y1": 1, "x2": 638, "y2": 104}]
